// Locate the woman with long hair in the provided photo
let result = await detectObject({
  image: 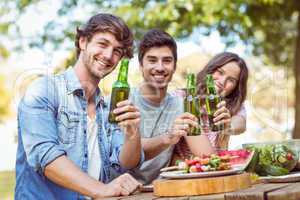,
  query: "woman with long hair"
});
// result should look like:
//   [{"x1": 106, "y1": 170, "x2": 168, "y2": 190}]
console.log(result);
[
  {"x1": 173, "y1": 52, "x2": 249, "y2": 160},
  {"x1": 197, "y1": 52, "x2": 249, "y2": 149}
]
